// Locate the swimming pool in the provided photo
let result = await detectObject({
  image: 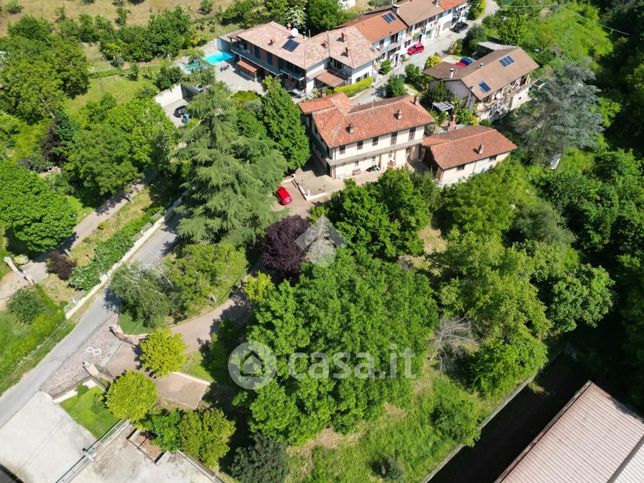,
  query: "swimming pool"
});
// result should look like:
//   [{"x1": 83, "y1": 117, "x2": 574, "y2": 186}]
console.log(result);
[{"x1": 203, "y1": 50, "x2": 233, "y2": 65}]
